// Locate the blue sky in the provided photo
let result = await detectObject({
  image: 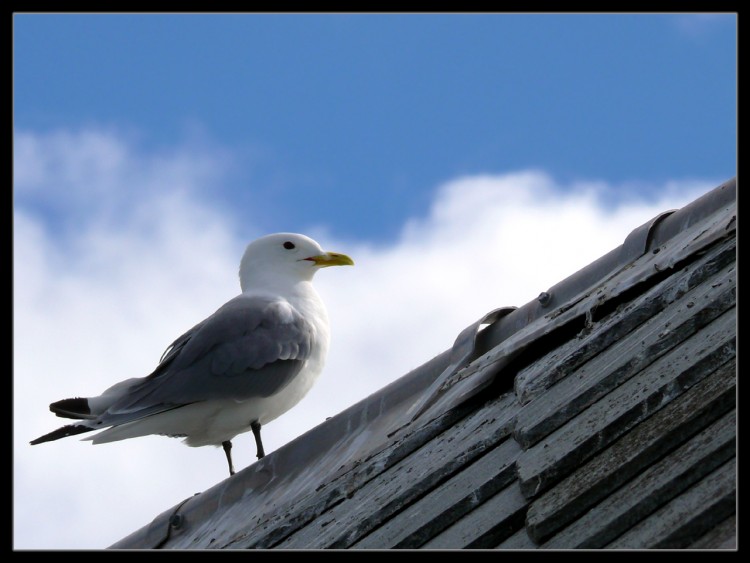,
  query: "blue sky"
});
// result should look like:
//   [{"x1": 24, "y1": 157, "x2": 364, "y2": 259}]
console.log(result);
[
  {"x1": 14, "y1": 13, "x2": 735, "y2": 549},
  {"x1": 14, "y1": 13, "x2": 736, "y2": 240}
]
